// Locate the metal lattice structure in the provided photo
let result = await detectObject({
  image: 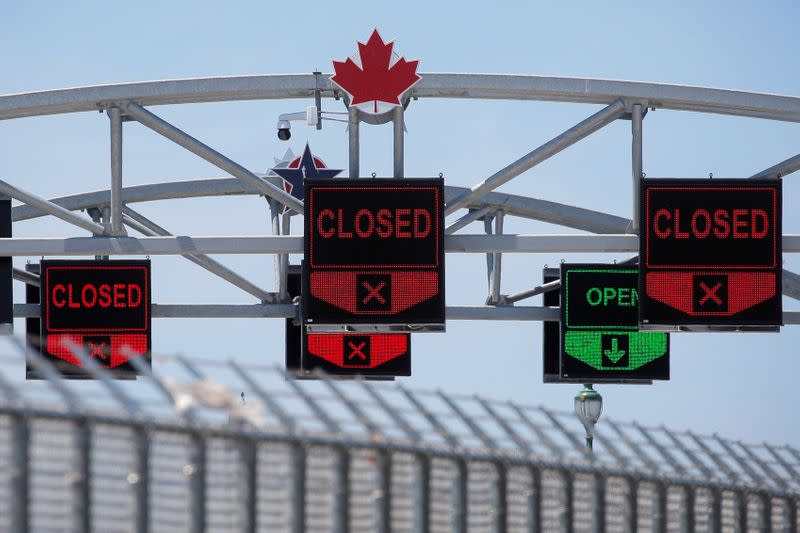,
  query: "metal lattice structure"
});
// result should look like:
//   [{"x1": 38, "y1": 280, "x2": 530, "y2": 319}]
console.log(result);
[
  {"x1": 0, "y1": 345, "x2": 797, "y2": 532},
  {"x1": 0, "y1": 73, "x2": 799, "y2": 531}
]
